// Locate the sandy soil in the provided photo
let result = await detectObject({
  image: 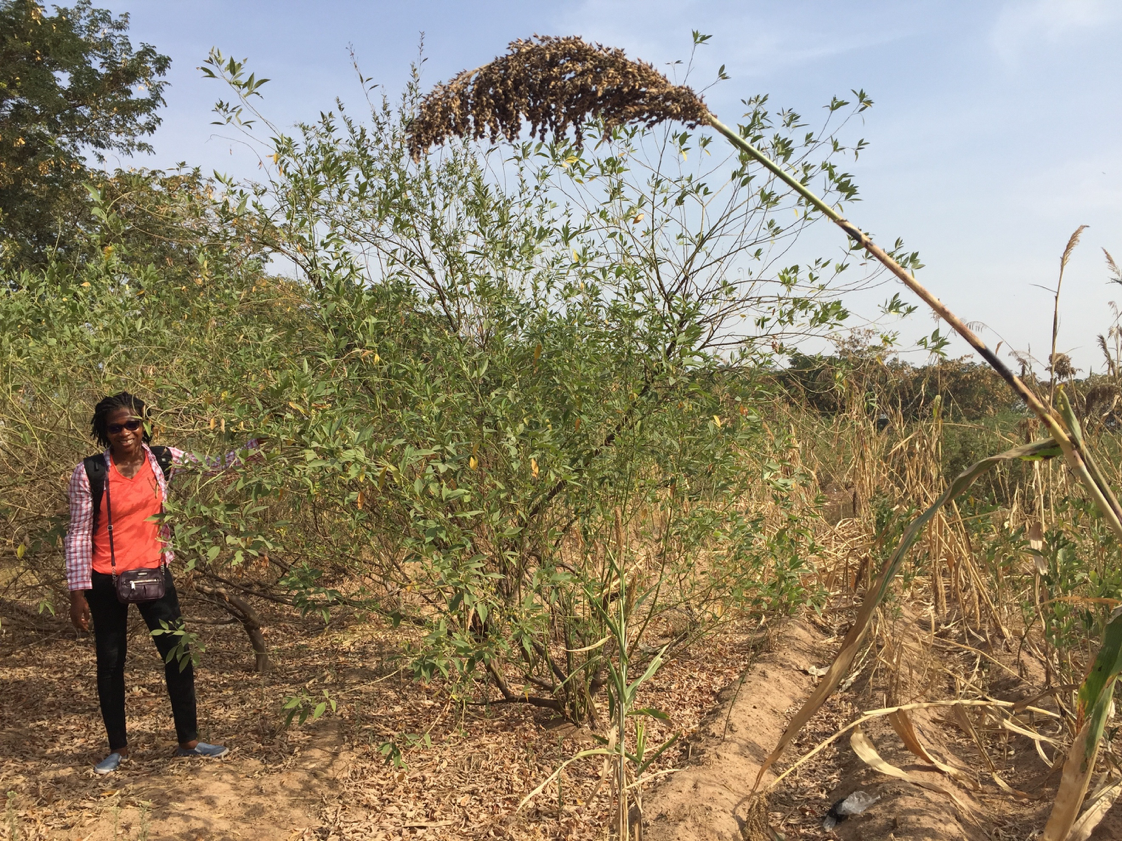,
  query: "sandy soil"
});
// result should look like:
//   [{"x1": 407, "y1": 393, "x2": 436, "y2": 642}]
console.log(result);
[{"x1": 5, "y1": 590, "x2": 1122, "y2": 839}]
